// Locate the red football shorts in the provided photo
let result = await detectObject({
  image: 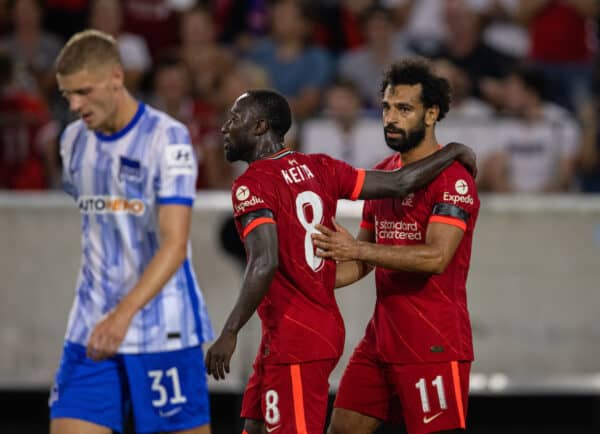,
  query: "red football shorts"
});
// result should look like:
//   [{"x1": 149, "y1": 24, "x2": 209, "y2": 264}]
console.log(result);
[
  {"x1": 334, "y1": 344, "x2": 470, "y2": 434},
  {"x1": 241, "y1": 357, "x2": 338, "y2": 434}
]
